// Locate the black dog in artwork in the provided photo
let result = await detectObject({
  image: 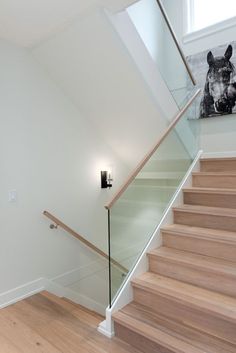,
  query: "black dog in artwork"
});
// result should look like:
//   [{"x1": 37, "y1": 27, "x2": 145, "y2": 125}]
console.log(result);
[{"x1": 200, "y1": 45, "x2": 236, "y2": 118}]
